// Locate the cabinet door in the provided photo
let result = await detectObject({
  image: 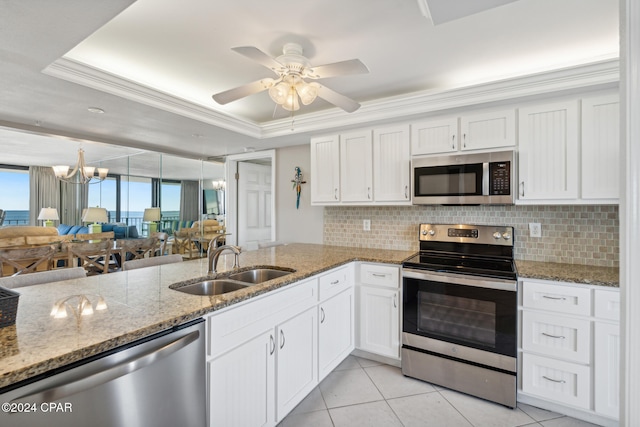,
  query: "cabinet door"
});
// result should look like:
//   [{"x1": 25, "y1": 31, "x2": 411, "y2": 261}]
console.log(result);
[
  {"x1": 594, "y1": 322, "x2": 620, "y2": 419},
  {"x1": 319, "y1": 288, "x2": 355, "y2": 380},
  {"x1": 310, "y1": 135, "x2": 340, "y2": 203},
  {"x1": 460, "y1": 109, "x2": 515, "y2": 151},
  {"x1": 373, "y1": 125, "x2": 411, "y2": 202},
  {"x1": 340, "y1": 131, "x2": 373, "y2": 202},
  {"x1": 581, "y1": 94, "x2": 620, "y2": 200},
  {"x1": 209, "y1": 331, "x2": 275, "y2": 427},
  {"x1": 276, "y1": 307, "x2": 318, "y2": 421},
  {"x1": 518, "y1": 101, "x2": 579, "y2": 201},
  {"x1": 411, "y1": 117, "x2": 458, "y2": 155},
  {"x1": 358, "y1": 286, "x2": 400, "y2": 359}
]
